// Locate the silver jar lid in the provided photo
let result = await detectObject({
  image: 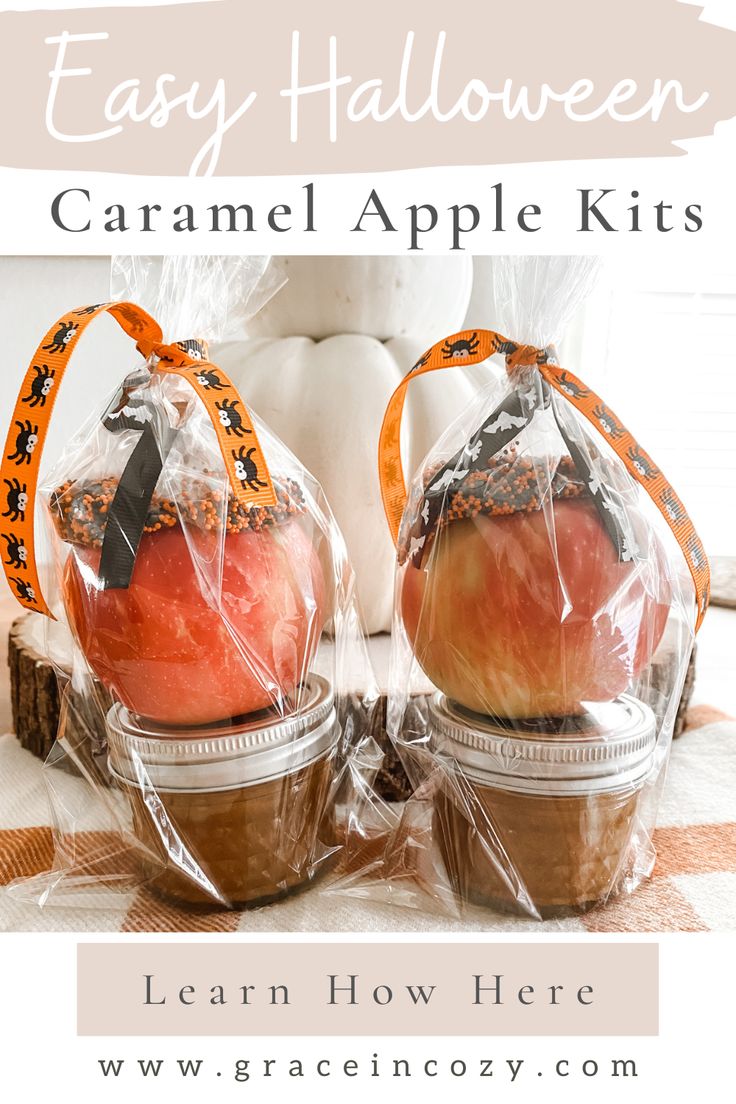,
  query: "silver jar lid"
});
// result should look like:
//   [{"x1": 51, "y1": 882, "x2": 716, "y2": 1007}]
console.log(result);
[
  {"x1": 107, "y1": 675, "x2": 337, "y2": 794},
  {"x1": 428, "y1": 693, "x2": 657, "y2": 796}
]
